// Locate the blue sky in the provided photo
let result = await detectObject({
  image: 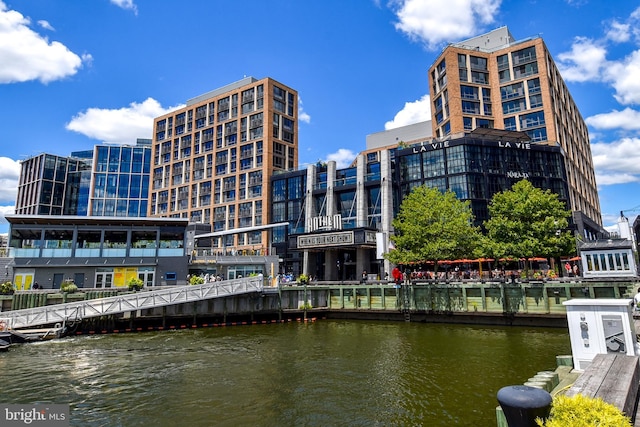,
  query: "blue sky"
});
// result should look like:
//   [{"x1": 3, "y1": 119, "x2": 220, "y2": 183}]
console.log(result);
[{"x1": 1, "y1": 0, "x2": 640, "y2": 234}]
